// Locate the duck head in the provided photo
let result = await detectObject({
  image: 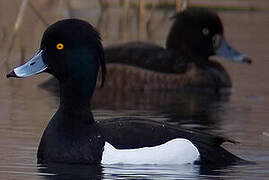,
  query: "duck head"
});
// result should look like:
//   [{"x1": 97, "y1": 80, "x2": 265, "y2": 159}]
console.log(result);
[
  {"x1": 166, "y1": 9, "x2": 251, "y2": 64},
  {"x1": 7, "y1": 19, "x2": 106, "y2": 101}
]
